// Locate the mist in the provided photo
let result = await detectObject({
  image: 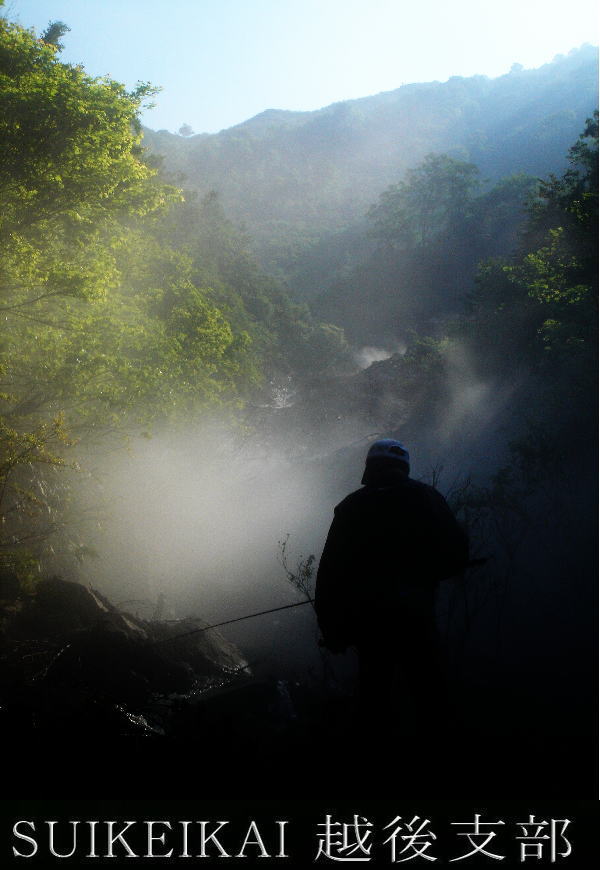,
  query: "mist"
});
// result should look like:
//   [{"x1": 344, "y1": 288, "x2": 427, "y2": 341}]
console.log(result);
[
  {"x1": 354, "y1": 343, "x2": 406, "y2": 369},
  {"x1": 1, "y1": 8, "x2": 596, "y2": 800},
  {"x1": 69, "y1": 420, "x2": 337, "y2": 679},
  {"x1": 67, "y1": 334, "x2": 532, "y2": 684}
]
